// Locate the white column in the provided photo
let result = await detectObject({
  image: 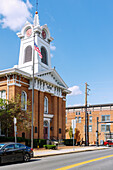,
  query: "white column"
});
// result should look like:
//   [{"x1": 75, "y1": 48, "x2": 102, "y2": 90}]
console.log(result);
[{"x1": 7, "y1": 76, "x2": 9, "y2": 101}]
